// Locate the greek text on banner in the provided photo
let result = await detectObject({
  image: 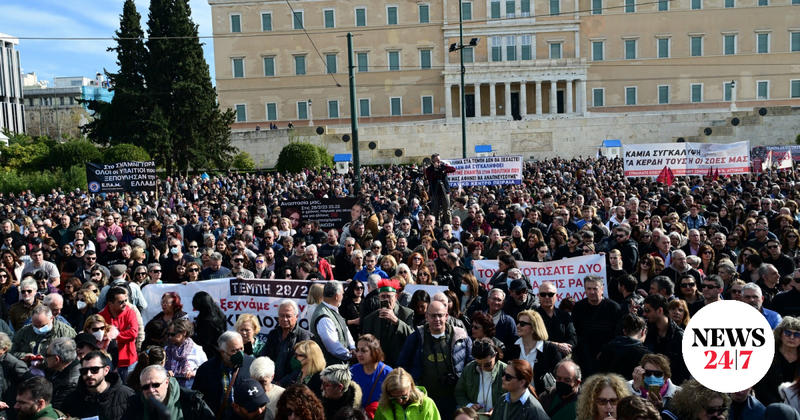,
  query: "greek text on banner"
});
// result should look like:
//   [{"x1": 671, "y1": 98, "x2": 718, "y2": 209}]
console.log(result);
[
  {"x1": 444, "y1": 155, "x2": 523, "y2": 187},
  {"x1": 622, "y1": 141, "x2": 750, "y2": 177}
]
